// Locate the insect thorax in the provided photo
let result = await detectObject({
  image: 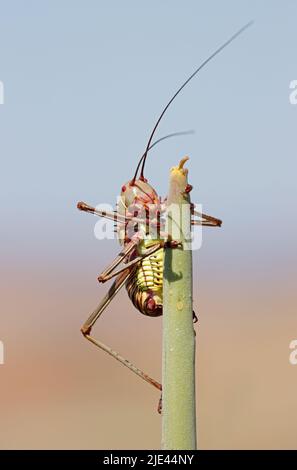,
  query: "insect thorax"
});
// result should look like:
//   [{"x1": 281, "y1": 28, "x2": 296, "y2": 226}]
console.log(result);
[{"x1": 117, "y1": 179, "x2": 163, "y2": 244}]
